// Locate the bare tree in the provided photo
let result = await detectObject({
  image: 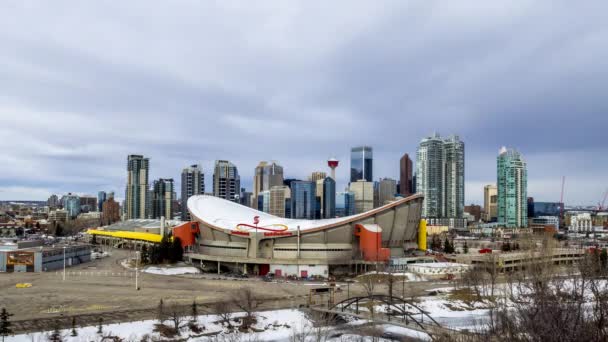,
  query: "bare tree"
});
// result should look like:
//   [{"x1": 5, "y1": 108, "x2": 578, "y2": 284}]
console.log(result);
[
  {"x1": 211, "y1": 301, "x2": 234, "y2": 329},
  {"x1": 166, "y1": 303, "x2": 187, "y2": 334},
  {"x1": 231, "y1": 288, "x2": 258, "y2": 329}
]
